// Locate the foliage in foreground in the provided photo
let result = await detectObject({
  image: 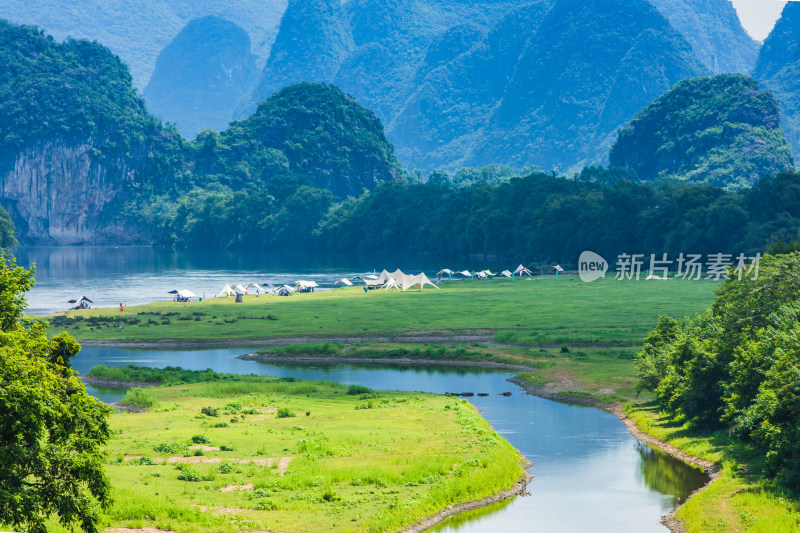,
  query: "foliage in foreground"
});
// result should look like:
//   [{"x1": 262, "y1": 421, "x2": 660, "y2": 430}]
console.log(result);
[
  {"x1": 636, "y1": 252, "x2": 800, "y2": 489},
  {"x1": 0, "y1": 258, "x2": 111, "y2": 532}
]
